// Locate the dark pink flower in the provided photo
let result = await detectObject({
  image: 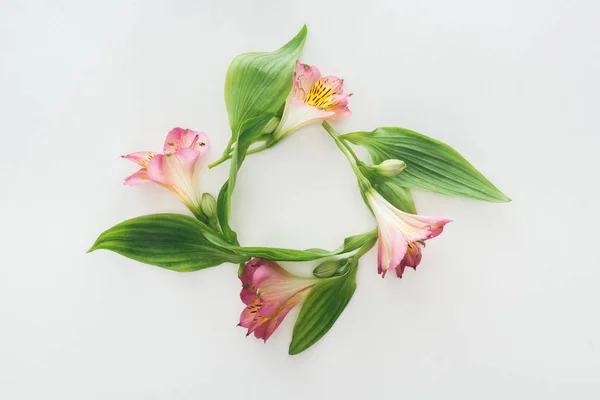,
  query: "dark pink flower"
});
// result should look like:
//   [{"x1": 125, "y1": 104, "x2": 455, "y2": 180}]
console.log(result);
[{"x1": 239, "y1": 259, "x2": 317, "y2": 342}]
